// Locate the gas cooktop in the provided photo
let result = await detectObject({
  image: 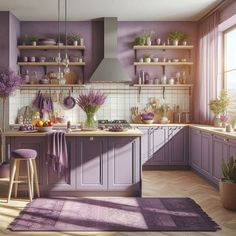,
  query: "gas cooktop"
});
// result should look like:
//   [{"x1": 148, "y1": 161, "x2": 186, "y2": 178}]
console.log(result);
[{"x1": 98, "y1": 120, "x2": 132, "y2": 129}]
